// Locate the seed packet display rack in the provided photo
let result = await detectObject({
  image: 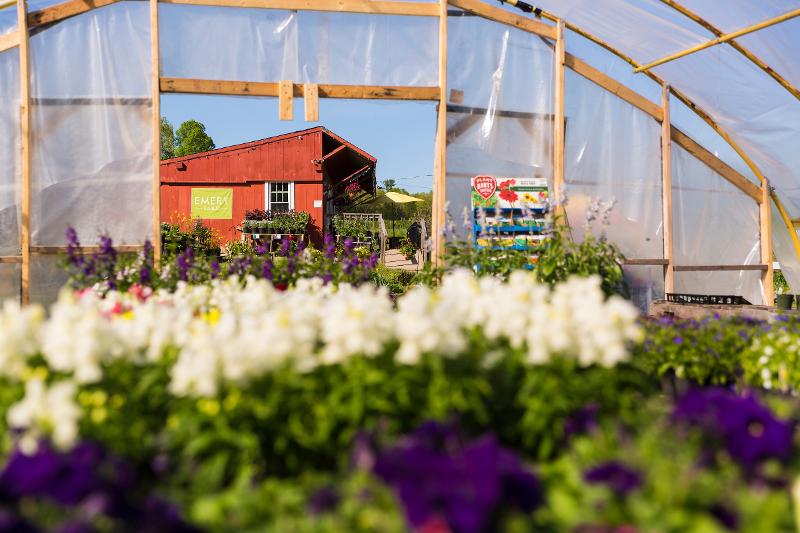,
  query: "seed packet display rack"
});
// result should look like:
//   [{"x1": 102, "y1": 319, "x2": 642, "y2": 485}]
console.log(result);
[{"x1": 471, "y1": 176, "x2": 553, "y2": 266}]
